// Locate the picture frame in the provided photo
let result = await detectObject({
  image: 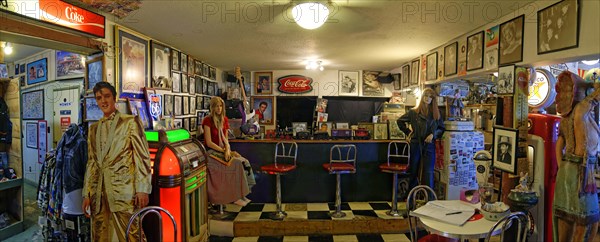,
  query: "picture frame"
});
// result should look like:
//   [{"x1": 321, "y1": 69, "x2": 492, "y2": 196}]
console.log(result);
[
  {"x1": 26, "y1": 122, "x2": 38, "y2": 149},
  {"x1": 203, "y1": 96, "x2": 211, "y2": 110},
  {"x1": 426, "y1": 52, "x2": 438, "y2": 81},
  {"x1": 190, "y1": 94, "x2": 196, "y2": 113},
  {"x1": 362, "y1": 71, "x2": 385, "y2": 96},
  {"x1": 444, "y1": 42, "x2": 458, "y2": 76},
  {"x1": 194, "y1": 60, "x2": 202, "y2": 76},
  {"x1": 402, "y1": 65, "x2": 410, "y2": 88},
  {"x1": 292, "y1": 122, "x2": 308, "y2": 136},
  {"x1": 174, "y1": 95, "x2": 183, "y2": 116},
  {"x1": 317, "y1": 122, "x2": 333, "y2": 136},
  {"x1": 467, "y1": 31, "x2": 485, "y2": 71},
  {"x1": 497, "y1": 65, "x2": 515, "y2": 95},
  {"x1": 171, "y1": 72, "x2": 181, "y2": 93},
  {"x1": 358, "y1": 122, "x2": 374, "y2": 138},
  {"x1": 195, "y1": 77, "x2": 203, "y2": 94},
  {"x1": 207, "y1": 81, "x2": 214, "y2": 96},
  {"x1": 22, "y1": 89, "x2": 44, "y2": 120},
  {"x1": 209, "y1": 66, "x2": 217, "y2": 80},
  {"x1": 338, "y1": 70, "x2": 359, "y2": 96},
  {"x1": 410, "y1": 59, "x2": 420, "y2": 85},
  {"x1": 85, "y1": 56, "x2": 104, "y2": 93},
  {"x1": 251, "y1": 96, "x2": 274, "y2": 125},
  {"x1": 56, "y1": 51, "x2": 84, "y2": 80},
  {"x1": 202, "y1": 63, "x2": 209, "y2": 78},
  {"x1": 196, "y1": 96, "x2": 203, "y2": 111},
  {"x1": 173, "y1": 118, "x2": 183, "y2": 129},
  {"x1": 183, "y1": 118, "x2": 190, "y2": 131},
  {"x1": 374, "y1": 122, "x2": 388, "y2": 140},
  {"x1": 0, "y1": 63, "x2": 7, "y2": 78},
  {"x1": 14, "y1": 63, "x2": 19, "y2": 75},
  {"x1": 181, "y1": 75, "x2": 189, "y2": 93},
  {"x1": 335, "y1": 122, "x2": 349, "y2": 129},
  {"x1": 388, "y1": 120, "x2": 406, "y2": 140},
  {"x1": 189, "y1": 77, "x2": 195, "y2": 95},
  {"x1": 190, "y1": 117, "x2": 197, "y2": 132},
  {"x1": 254, "y1": 72, "x2": 273, "y2": 95},
  {"x1": 392, "y1": 73, "x2": 401, "y2": 90},
  {"x1": 127, "y1": 98, "x2": 151, "y2": 129},
  {"x1": 180, "y1": 53, "x2": 188, "y2": 74},
  {"x1": 151, "y1": 41, "x2": 170, "y2": 87},
  {"x1": 115, "y1": 26, "x2": 149, "y2": 97},
  {"x1": 163, "y1": 94, "x2": 174, "y2": 117},
  {"x1": 171, "y1": 49, "x2": 180, "y2": 71},
  {"x1": 19, "y1": 63, "x2": 25, "y2": 74},
  {"x1": 188, "y1": 56, "x2": 195, "y2": 75},
  {"x1": 499, "y1": 15, "x2": 524, "y2": 65},
  {"x1": 183, "y1": 96, "x2": 190, "y2": 115},
  {"x1": 84, "y1": 96, "x2": 104, "y2": 121},
  {"x1": 492, "y1": 126, "x2": 518, "y2": 174},
  {"x1": 537, "y1": 0, "x2": 579, "y2": 54},
  {"x1": 26, "y1": 58, "x2": 48, "y2": 85}
]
